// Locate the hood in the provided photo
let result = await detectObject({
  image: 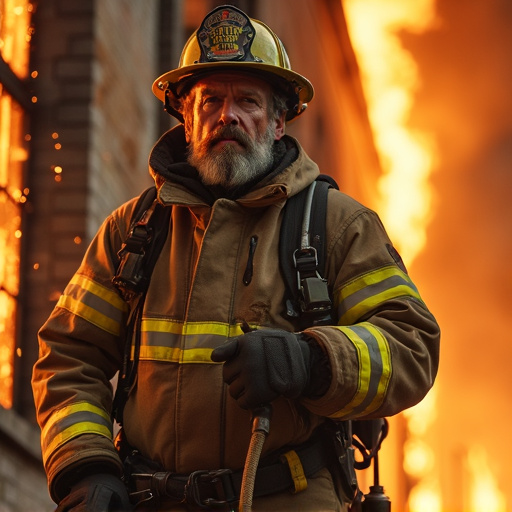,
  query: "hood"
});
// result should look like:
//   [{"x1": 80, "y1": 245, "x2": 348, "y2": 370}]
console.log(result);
[{"x1": 148, "y1": 124, "x2": 320, "y2": 206}]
